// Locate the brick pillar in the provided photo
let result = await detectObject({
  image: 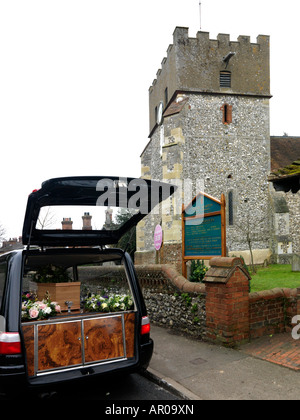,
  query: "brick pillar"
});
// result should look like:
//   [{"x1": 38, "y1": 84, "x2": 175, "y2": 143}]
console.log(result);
[{"x1": 203, "y1": 257, "x2": 251, "y2": 347}]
